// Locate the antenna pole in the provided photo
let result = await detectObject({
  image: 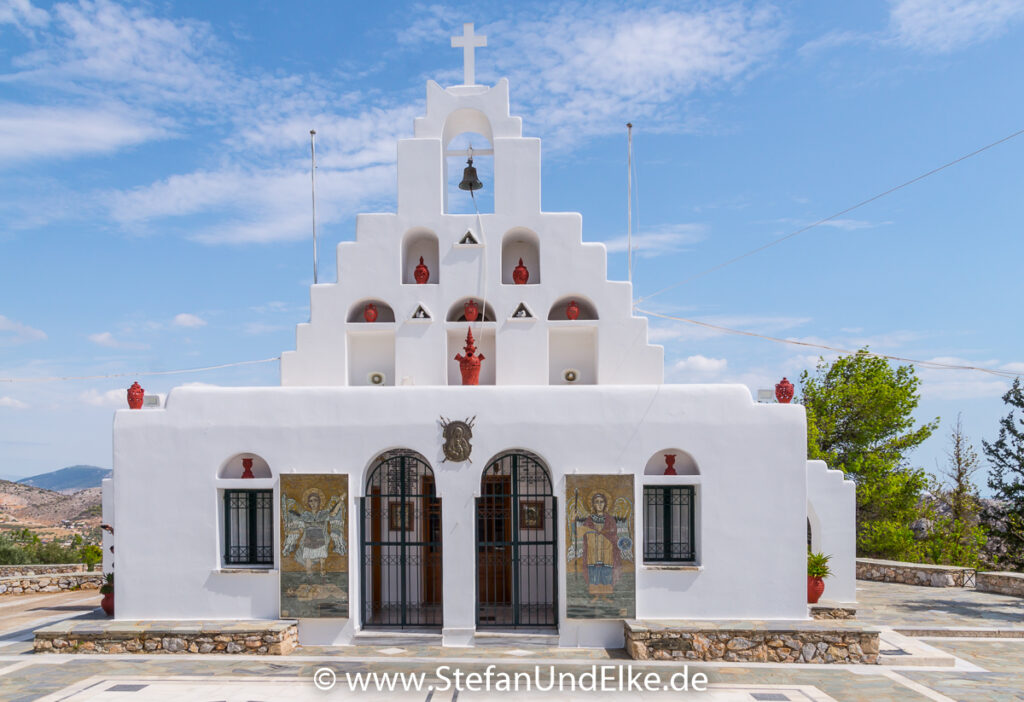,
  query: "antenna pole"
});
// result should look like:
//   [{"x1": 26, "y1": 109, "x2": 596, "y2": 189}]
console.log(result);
[
  {"x1": 310, "y1": 129, "x2": 318, "y2": 285},
  {"x1": 627, "y1": 122, "x2": 633, "y2": 284}
]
